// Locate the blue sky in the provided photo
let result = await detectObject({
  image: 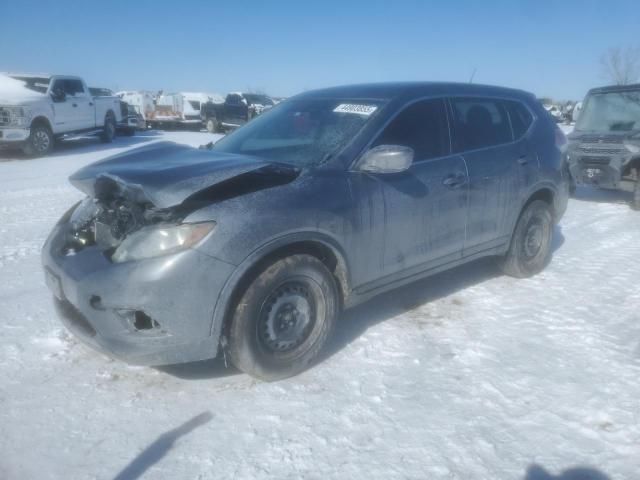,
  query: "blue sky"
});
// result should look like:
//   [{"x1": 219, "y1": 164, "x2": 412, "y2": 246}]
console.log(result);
[{"x1": 2, "y1": 0, "x2": 637, "y2": 100}]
